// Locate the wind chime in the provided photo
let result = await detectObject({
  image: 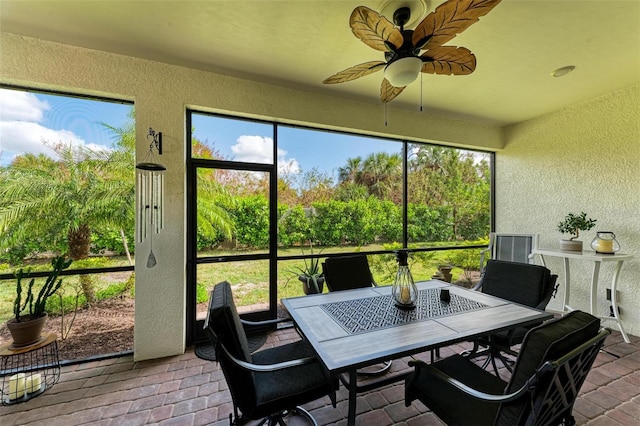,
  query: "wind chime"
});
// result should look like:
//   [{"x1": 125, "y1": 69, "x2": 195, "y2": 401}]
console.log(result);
[{"x1": 136, "y1": 127, "x2": 166, "y2": 268}]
